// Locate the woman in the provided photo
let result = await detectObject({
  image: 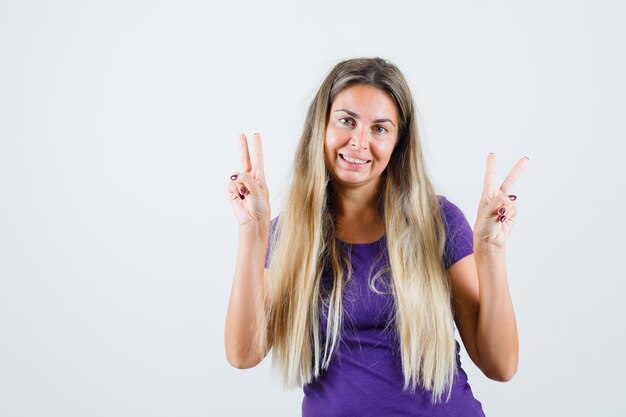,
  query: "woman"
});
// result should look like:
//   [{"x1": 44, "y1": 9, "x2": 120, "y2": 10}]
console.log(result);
[{"x1": 225, "y1": 57, "x2": 528, "y2": 416}]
